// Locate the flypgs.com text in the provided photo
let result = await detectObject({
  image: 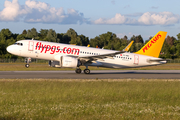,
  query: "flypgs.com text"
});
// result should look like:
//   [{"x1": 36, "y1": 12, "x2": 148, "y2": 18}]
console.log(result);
[{"x1": 35, "y1": 42, "x2": 80, "y2": 55}]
